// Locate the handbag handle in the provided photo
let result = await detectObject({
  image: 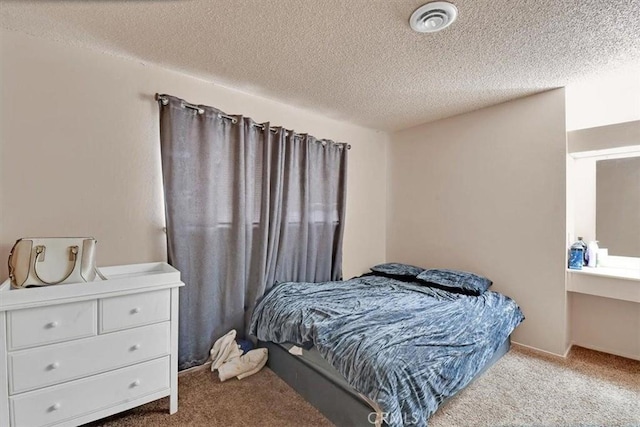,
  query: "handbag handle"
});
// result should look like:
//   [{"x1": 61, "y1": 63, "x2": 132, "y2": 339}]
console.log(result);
[{"x1": 33, "y1": 245, "x2": 79, "y2": 285}]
